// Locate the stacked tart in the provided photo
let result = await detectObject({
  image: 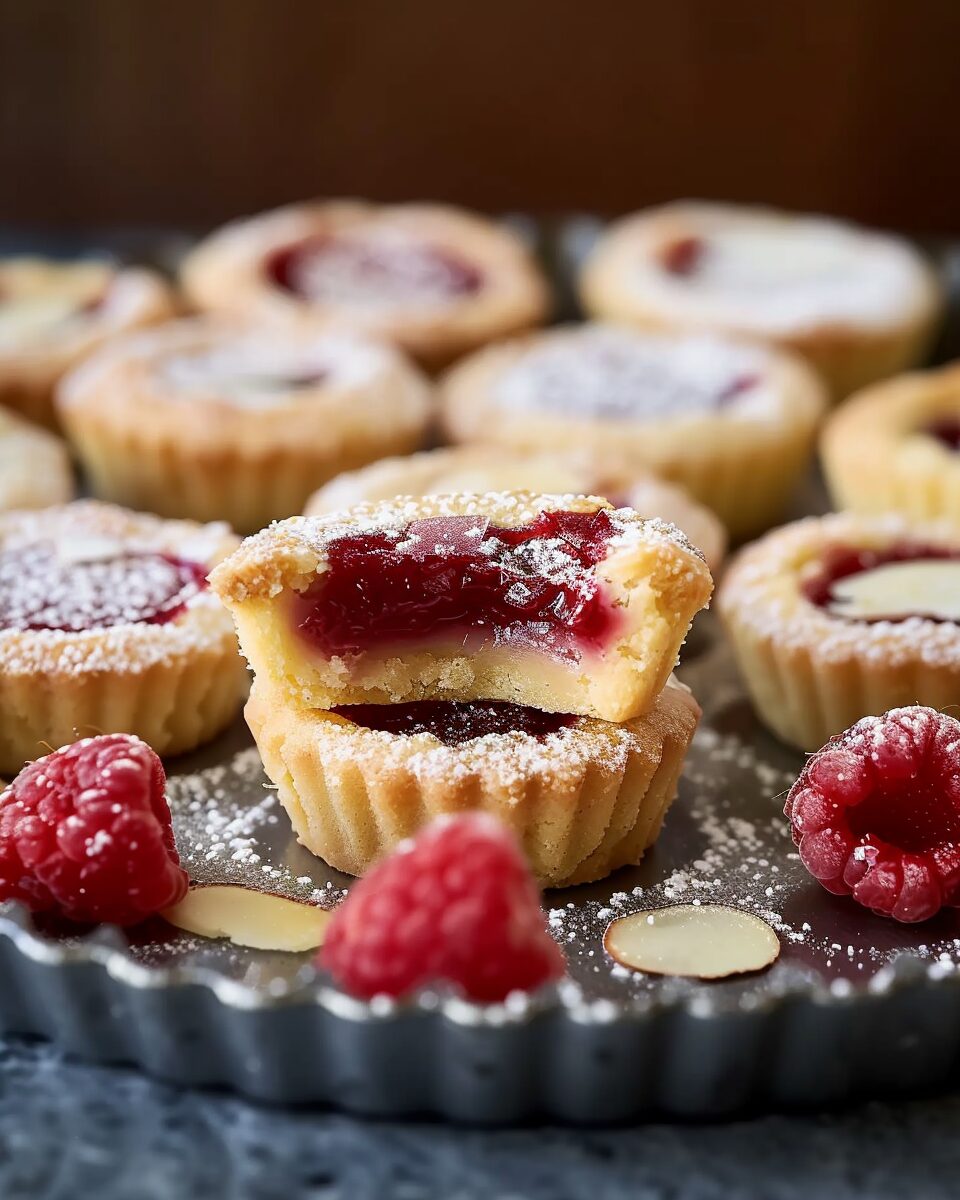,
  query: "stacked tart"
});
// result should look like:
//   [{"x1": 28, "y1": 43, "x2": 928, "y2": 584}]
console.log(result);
[{"x1": 211, "y1": 491, "x2": 713, "y2": 885}]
